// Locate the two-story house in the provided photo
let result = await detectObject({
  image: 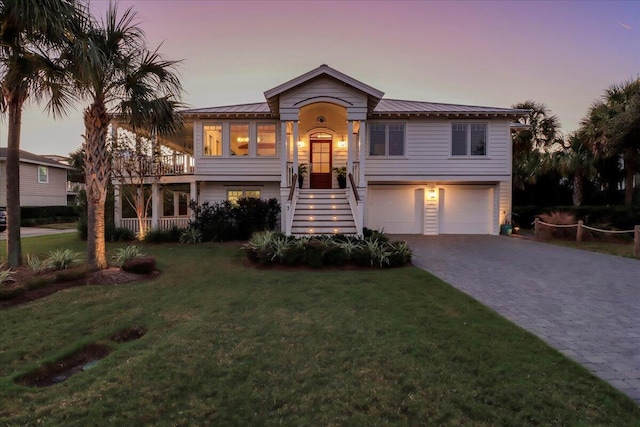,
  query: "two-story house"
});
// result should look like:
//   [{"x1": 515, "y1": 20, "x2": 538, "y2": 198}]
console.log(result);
[{"x1": 113, "y1": 65, "x2": 528, "y2": 236}]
